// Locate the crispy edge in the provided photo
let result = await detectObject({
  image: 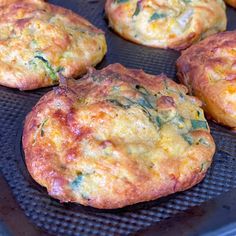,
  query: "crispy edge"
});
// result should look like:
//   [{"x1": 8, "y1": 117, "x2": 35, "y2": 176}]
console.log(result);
[{"x1": 176, "y1": 31, "x2": 236, "y2": 128}]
